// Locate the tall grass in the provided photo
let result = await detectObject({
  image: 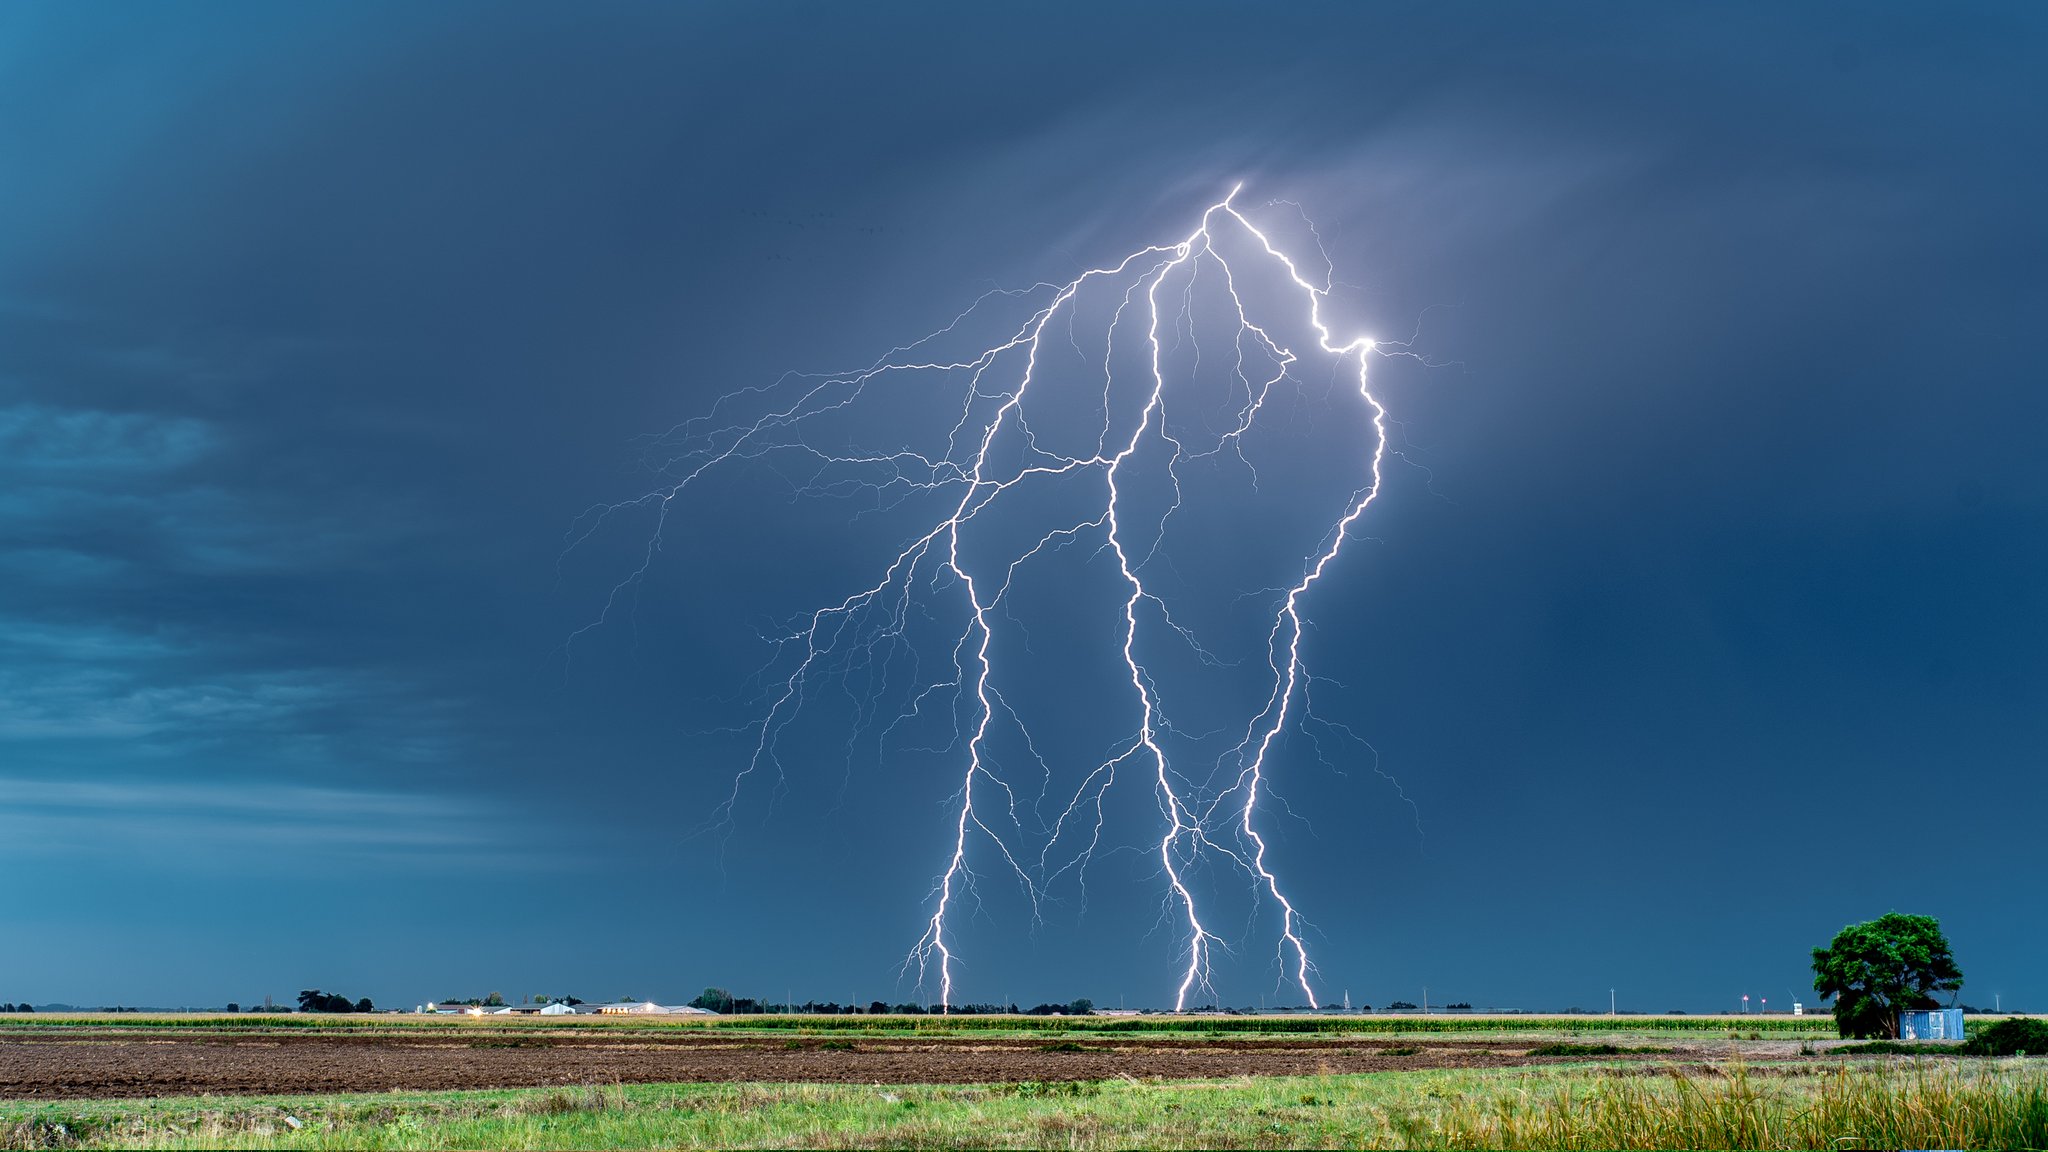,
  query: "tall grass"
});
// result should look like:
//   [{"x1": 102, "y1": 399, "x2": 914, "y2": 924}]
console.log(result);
[
  {"x1": 8, "y1": 1061, "x2": 2046, "y2": 1149},
  {"x1": 1407, "y1": 1061, "x2": 2048, "y2": 1150}
]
